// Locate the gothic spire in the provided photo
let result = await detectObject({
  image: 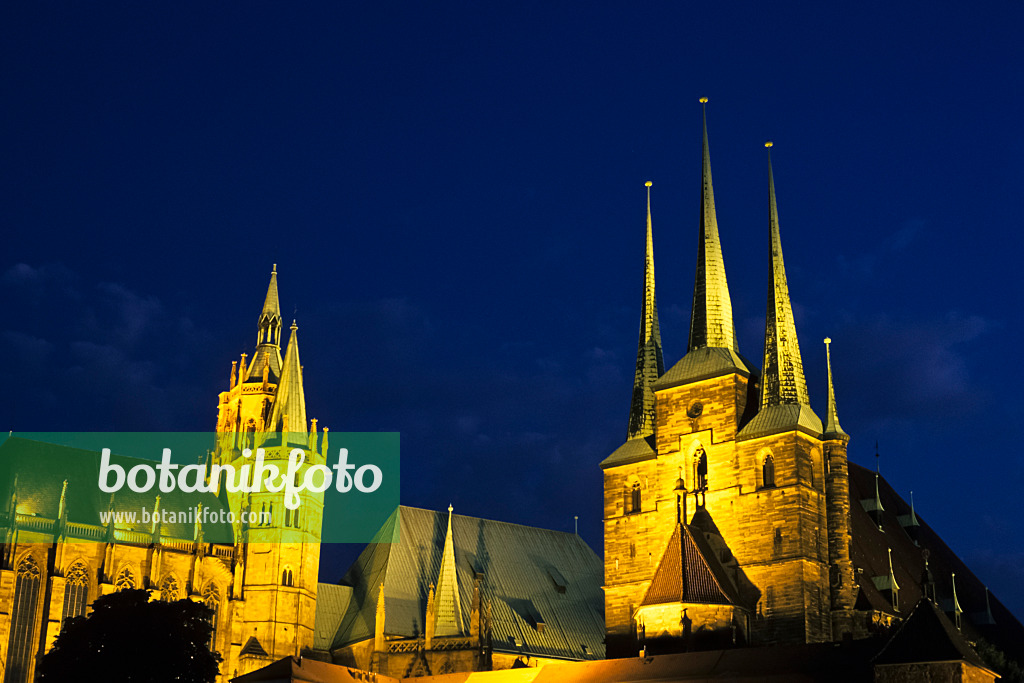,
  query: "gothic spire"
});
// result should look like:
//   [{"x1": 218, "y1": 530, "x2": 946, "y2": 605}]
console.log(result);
[
  {"x1": 760, "y1": 143, "x2": 810, "y2": 408},
  {"x1": 822, "y1": 337, "x2": 848, "y2": 439},
  {"x1": 688, "y1": 98, "x2": 738, "y2": 353},
  {"x1": 267, "y1": 320, "x2": 307, "y2": 440},
  {"x1": 433, "y1": 505, "x2": 464, "y2": 636},
  {"x1": 247, "y1": 265, "x2": 284, "y2": 382},
  {"x1": 627, "y1": 181, "x2": 664, "y2": 439}
]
